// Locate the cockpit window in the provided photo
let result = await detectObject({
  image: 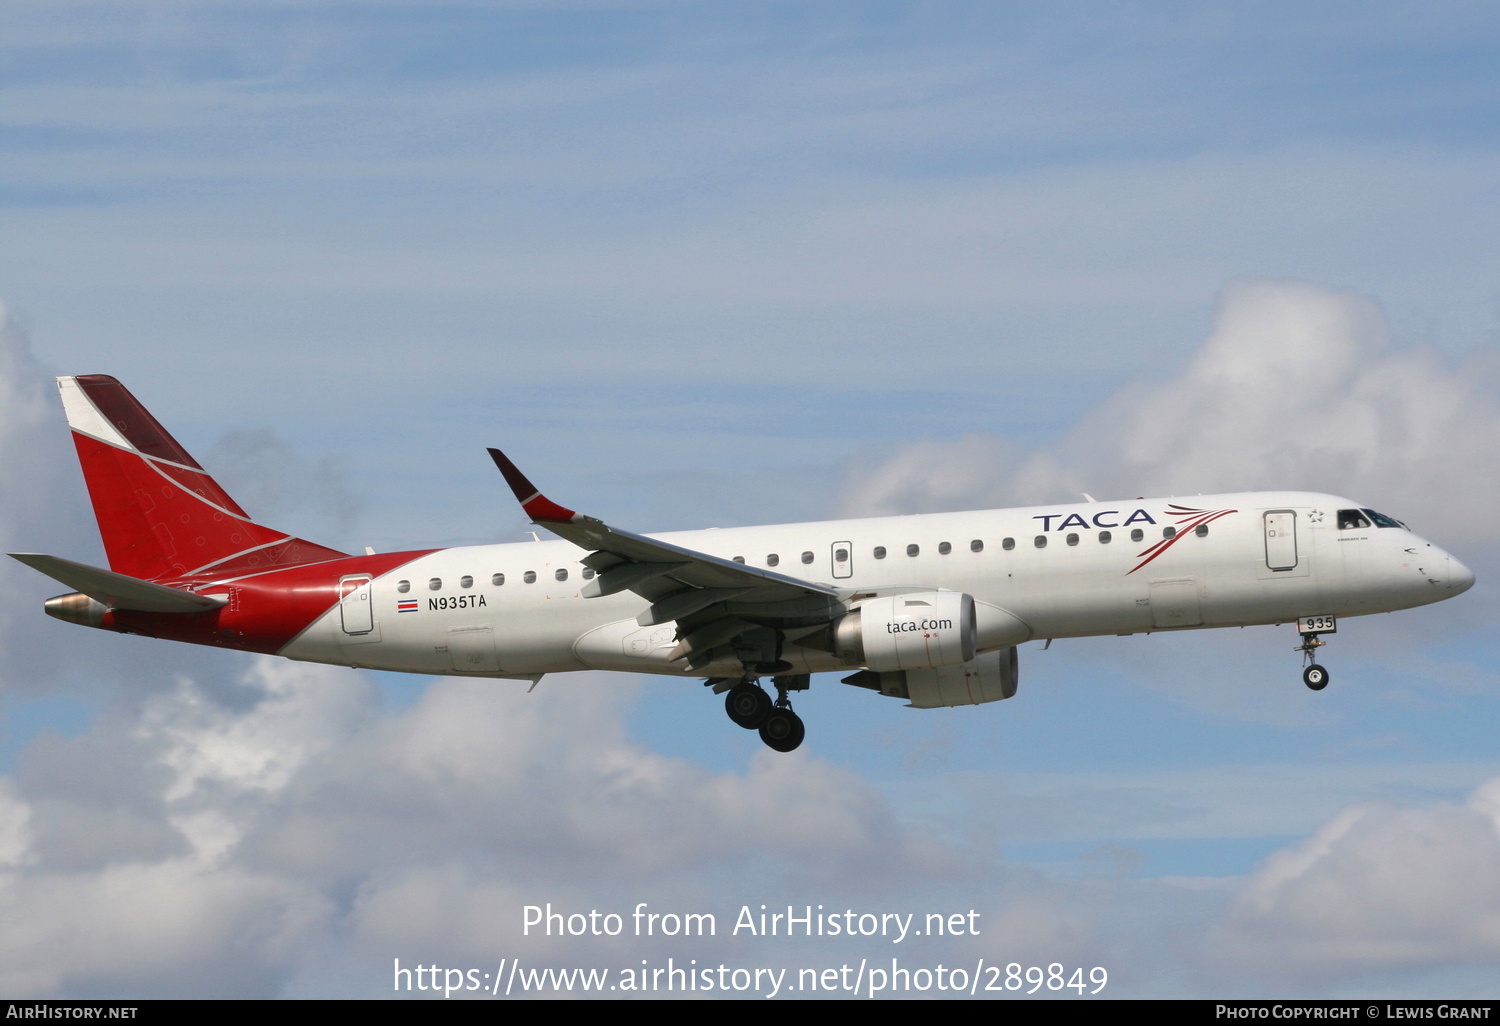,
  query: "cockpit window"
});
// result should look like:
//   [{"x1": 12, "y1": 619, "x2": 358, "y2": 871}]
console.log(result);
[
  {"x1": 1337, "y1": 509, "x2": 1371, "y2": 530},
  {"x1": 1362, "y1": 508, "x2": 1404, "y2": 529}
]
